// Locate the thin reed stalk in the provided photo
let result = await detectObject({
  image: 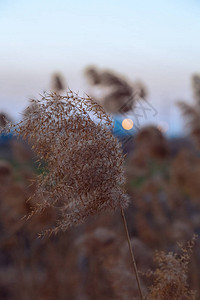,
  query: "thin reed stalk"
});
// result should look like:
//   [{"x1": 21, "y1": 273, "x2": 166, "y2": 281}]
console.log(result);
[{"x1": 121, "y1": 207, "x2": 144, "y2": 300}]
